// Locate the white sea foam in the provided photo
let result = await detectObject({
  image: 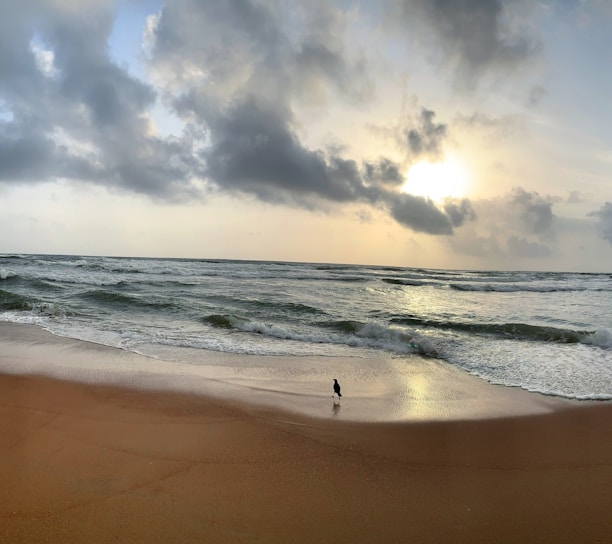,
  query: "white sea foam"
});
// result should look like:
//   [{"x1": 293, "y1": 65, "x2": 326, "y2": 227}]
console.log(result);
[
  {"x1": 0, "y1": 269, "x2": 16, "y2": 280},
  {"x1": 583, "y1": 327, "x2": 612, "y2": 349},
  {"x1": 446, "y1": 337, "x2": 612, "y2": 400}
]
